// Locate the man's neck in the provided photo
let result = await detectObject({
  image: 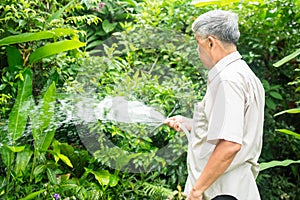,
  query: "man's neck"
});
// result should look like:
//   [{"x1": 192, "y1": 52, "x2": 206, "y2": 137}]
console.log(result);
[{"x1": 210, "y1": 43, "x2": 237, "y2": 69}]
